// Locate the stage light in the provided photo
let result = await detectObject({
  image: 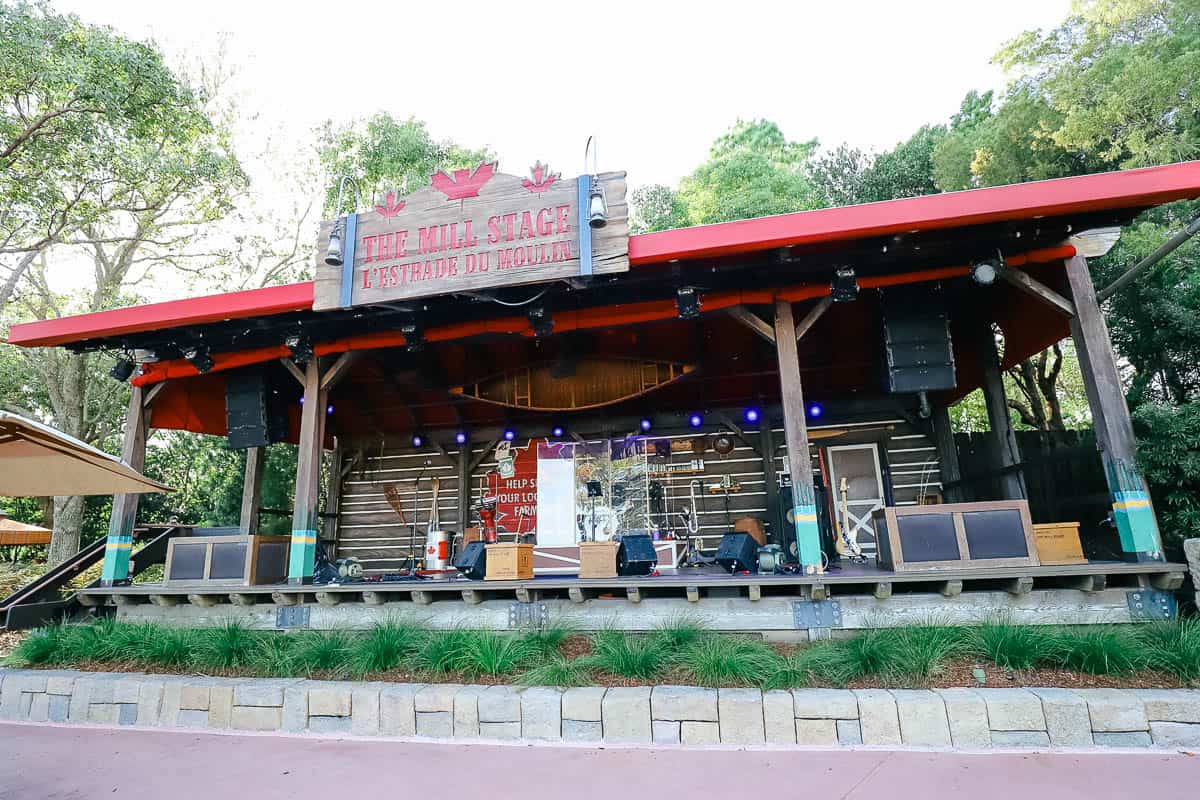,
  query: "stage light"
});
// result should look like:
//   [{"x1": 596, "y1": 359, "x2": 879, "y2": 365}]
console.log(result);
[
  {"x1": 551, "y1": 424, "x2": 565, "y2": 438},
  {"x1": 639, "y1": 417, "x2": 653, "y2": 432},
  {"x1": 108, "y1": 358, "x2": 135, "y2": 383},
  {"x1": 412, "y1": 433, "x2": 424, "y2": 448},
  {"x1": 970, "y1": 254, "x2": 1006, "y2": 286},
  {"x1": 284, "y1": 332, "x2": 313, "y2": 365},
  {"x1": 183, "y1": 344, "x2": 214, "y2": 374},
  {"x1": 455, "y1": 431, "x2": 469, "y2": 445},
  {"x1": 528, "y1": 303, "x2": 553, "y2": 338},
  {"x1": 688, "y1": 413, "x2": 703, "y2": 429},
  {"x1": 326, "y1": 404, "x2": 334, "y2": 415},
  {"x1": 807, "y1": 402, "x2": 823, "y2": 419},
  {"x1": 676, "y1": 287, "x2": 701, "y2": 320},
  {"x1": 401, "y1": 323, "x2": 426, "y2": 352},
  {"x1": 743, "y1": 407, "x2": 760, "y2": 424},
  {"x1": 830, "y1": 266, "x2": 859, "y2": 303},
  {"x1": 503, "y1": 428, "x2": 516, "y2": 441}
]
